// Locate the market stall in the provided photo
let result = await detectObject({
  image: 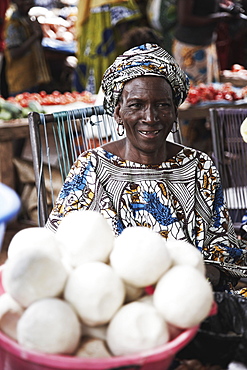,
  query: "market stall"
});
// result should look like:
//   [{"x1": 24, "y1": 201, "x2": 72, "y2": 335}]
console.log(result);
[{"x1": 0, "y1": 90, "x2": 97, "y2": 190}]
